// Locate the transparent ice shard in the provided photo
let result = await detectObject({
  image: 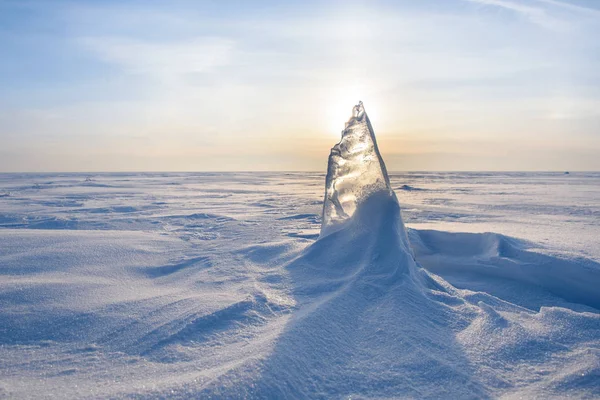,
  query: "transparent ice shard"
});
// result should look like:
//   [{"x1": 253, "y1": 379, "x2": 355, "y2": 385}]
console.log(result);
[{"x1": 321, "y1": 101, "x2": 395, "y2": 237}]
